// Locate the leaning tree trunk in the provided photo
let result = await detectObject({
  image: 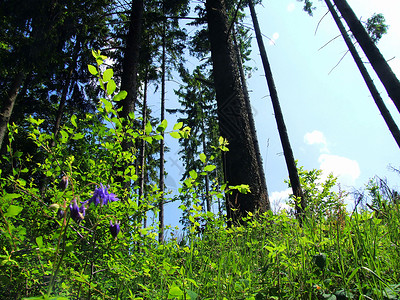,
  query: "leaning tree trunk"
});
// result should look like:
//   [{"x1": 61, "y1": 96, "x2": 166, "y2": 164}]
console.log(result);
[
  {"x1": 325, "y1": 0, "x2": 400, "y2": 149},
  {"x1": 0, "y1": 71, "x2": 25, "y2": 150},
  {"x1": 247, "y1": 0, "x2": 305, "y2": 222},
  {"x1": 205, "y1": 0, "x2": 270, "y2": 225},
  {"x1": 332, "y1": 0, "x2": 400, "y2": 114}
]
